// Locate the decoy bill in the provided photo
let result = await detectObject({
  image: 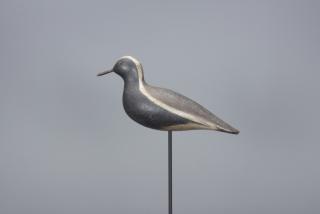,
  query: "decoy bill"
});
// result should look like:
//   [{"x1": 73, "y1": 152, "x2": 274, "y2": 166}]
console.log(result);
[{"x1": 97, "y1": 56, "x2": 239, "y2": 134}]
